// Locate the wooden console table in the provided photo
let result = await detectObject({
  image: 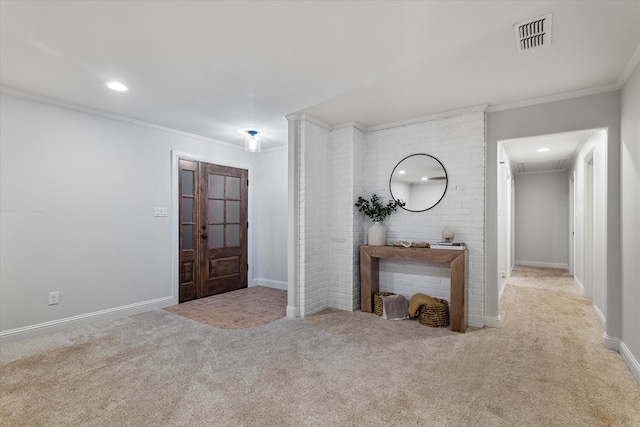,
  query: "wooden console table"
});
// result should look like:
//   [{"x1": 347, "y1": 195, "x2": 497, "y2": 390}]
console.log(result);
[{"x1": 360, "y1": 245, "x2": 467, "y2": 333}]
